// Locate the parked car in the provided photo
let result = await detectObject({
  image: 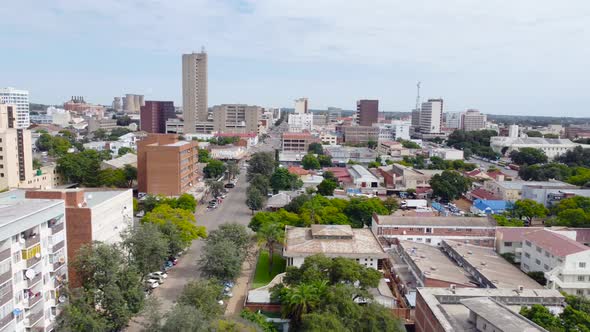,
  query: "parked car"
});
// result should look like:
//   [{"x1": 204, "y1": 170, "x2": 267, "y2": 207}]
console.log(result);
[
  {"x1": 148, "y1": 274, "x2": 165, "y2": 284},
  {"x1": 145, "y1": 279, "x2": 159, "y2": 289},
  {"x1": 224, "y1": 183, "x2": 235, "y2": 188},
  {"x1": 149, "y1": 271, "x2": 168, "y2": 279}
]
